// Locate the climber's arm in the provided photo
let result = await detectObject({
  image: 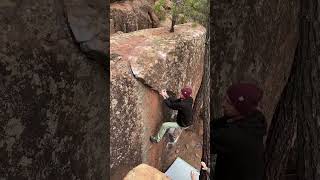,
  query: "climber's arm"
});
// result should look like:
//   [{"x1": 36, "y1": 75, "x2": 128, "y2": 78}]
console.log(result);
[
  {"x1": 160, "y1": 89, "x2": 170, "y2": 99},
  {"x1": 159, "y1": 89, "x2": 182, "y2": 110},
  {"x1": 164, "y1": 97, "x2": 182, "y2": 110}
]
